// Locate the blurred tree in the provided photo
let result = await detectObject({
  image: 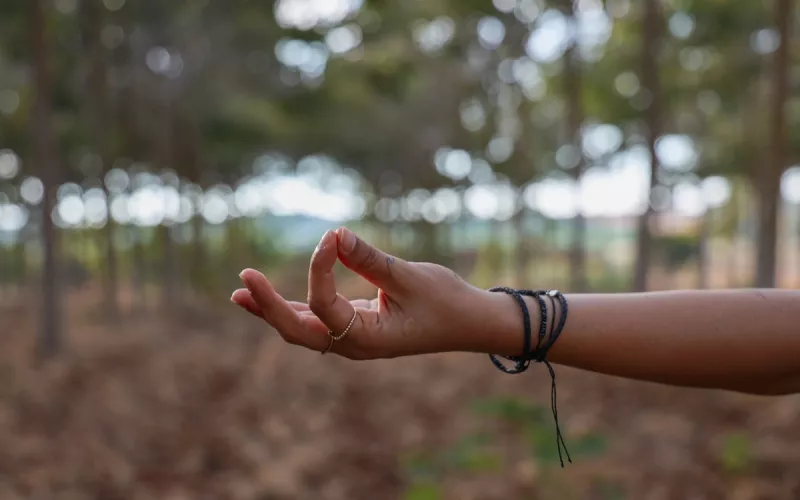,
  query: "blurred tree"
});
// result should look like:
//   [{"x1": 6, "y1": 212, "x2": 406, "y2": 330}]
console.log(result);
[
  {"x1": 3, "y1": 0, "x2": 800, "y2": 343},
  {"x1": 558, "y1": 0, "x2": 588, "y2": 292},
  {"x1": 756, "y1": 0, "x2": 794, "y2": 288},
  {"x1": 80, "y1": 0, "x2": 120, "y2": 319},
  {"x1": 29, "y1": 0, "x2": 62, "y2": 355},
  {"x1": 632, "y1": 0, "x2": 664, "y2": 292}
]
